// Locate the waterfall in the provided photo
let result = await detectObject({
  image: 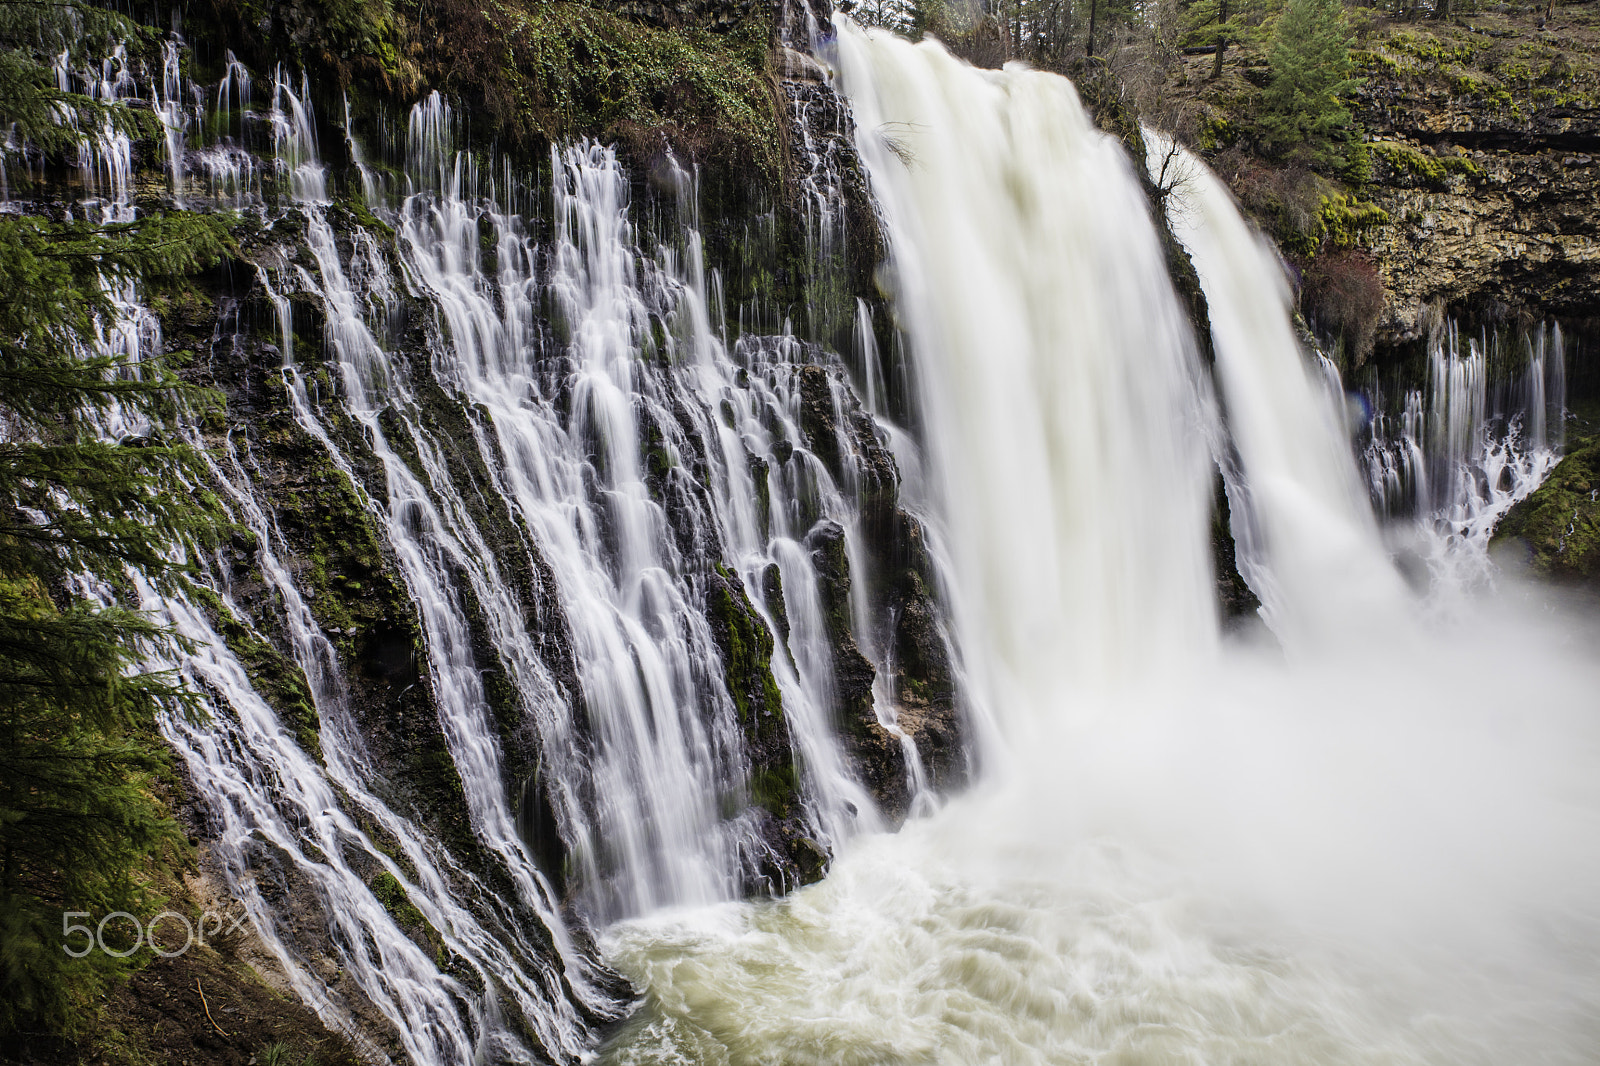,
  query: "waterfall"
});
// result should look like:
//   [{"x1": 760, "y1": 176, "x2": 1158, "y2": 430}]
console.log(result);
[
  {"x1": 1149, "y1": 134, "x2": 1412, "y2": 647},
  {"x1": 18, "y1": 18, "x2": 1600, "y2": 1066},
  {"x1": 1356, "y1": 321, "x2": 1567, "y2": 584},
  {"x1": 24, "y1": 34, "x2": 967, "y2": 1061},
  {"x1": 598, "y1": 22, "x2": 1600, "y2": 1066},
  {"x1": 828, "y1": 23, "x2": 1218, "y2": 743},
  {"x1": 44, "y1": 53, "x2": 604, "y2": 1063}
]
